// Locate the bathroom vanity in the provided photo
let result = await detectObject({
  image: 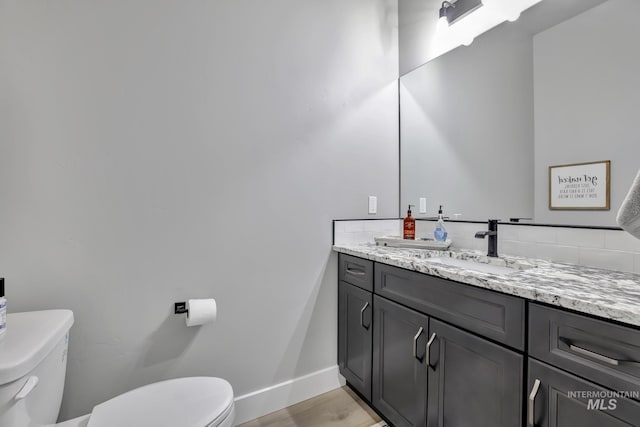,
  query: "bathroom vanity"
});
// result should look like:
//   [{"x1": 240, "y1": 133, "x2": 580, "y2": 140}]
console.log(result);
[{"x1": 335, "y1": 245, "x2": 640, "y2": 427}]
